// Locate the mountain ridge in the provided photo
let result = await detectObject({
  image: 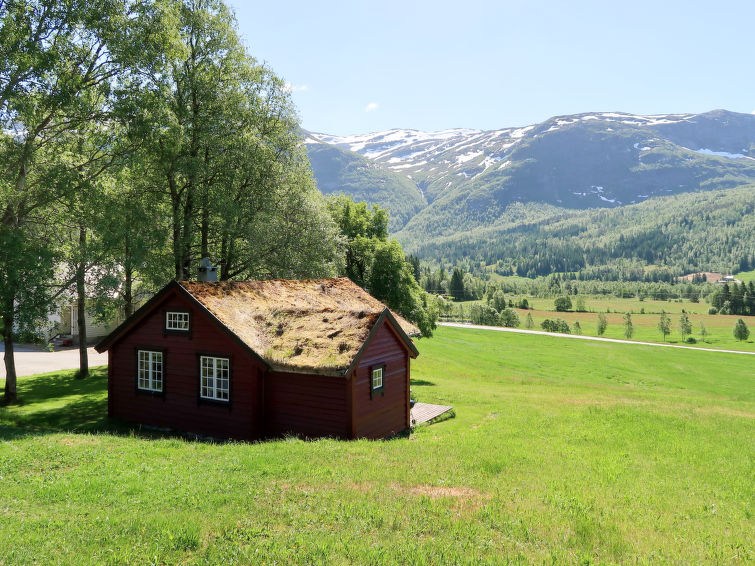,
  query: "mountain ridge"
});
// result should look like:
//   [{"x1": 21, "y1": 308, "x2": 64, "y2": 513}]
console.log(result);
[{"x1": 304, "y1": 109, "x2": 755, "y2": 253}]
